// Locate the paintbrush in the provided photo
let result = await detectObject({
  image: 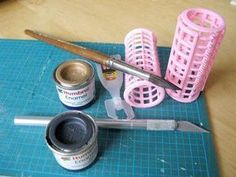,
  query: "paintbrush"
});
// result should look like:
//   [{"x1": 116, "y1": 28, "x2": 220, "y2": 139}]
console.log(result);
[{"x1": 25, "y1": 29, "x2": 180, "y2": 90}]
